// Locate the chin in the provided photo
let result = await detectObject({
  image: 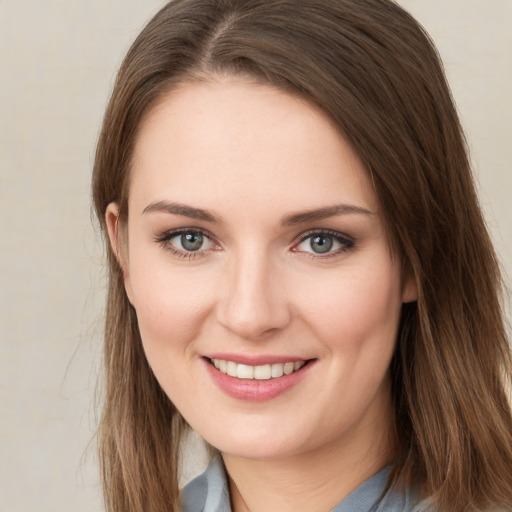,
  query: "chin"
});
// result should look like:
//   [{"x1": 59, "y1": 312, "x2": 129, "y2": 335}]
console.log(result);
[
  {"x1": 203, "y1": 429, "x2": 304, "y2": 462},
  {"x1": 219, "y1": 444, "x2": 298, "y2": 462}
]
